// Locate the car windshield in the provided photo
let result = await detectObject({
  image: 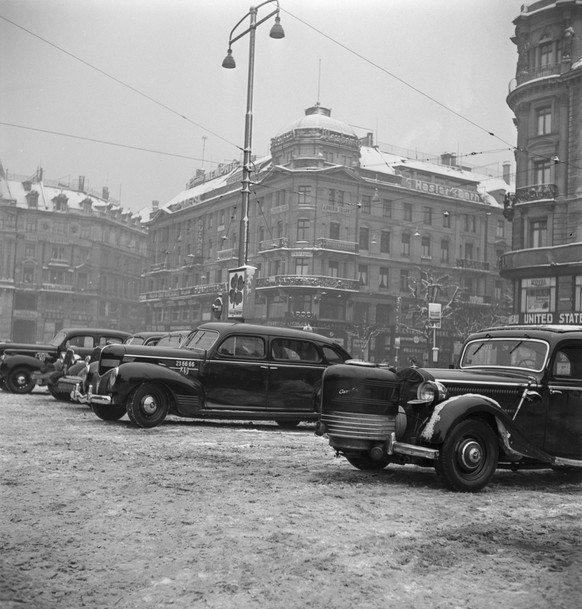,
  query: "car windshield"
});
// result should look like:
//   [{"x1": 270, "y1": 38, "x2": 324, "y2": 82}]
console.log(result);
[
  {"x1": 50, "y1": 330, "x2": 67, "y2": 346},
  {"x1": 460, "y1": 338, "x2": 549, "y2": 372},
  {"x1": 182, "y1": 329, "x2": 219, "y2": 352}
]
